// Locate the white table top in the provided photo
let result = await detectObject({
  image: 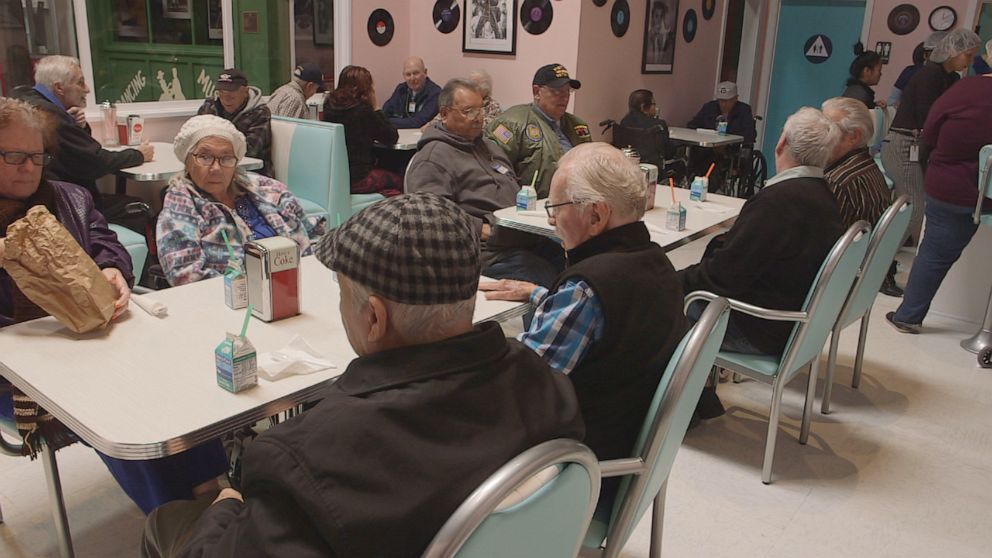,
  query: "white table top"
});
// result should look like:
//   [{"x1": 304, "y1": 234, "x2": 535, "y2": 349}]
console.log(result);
[
  {"x1": 668, "y1": 127, "x2": 745, "y2": 148},
  {"x1": 109, "y1": 142, "x2": 264, "y2": 181},
  {"x1": 0, "y1": 257, "x2": 527, "y2": 459},
  {"x1": 494, "y1": 186, "x2": 745, "y2": 252},
  {"x1": 385, "y1": 128, "x2": 422, "y2": 150}
]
